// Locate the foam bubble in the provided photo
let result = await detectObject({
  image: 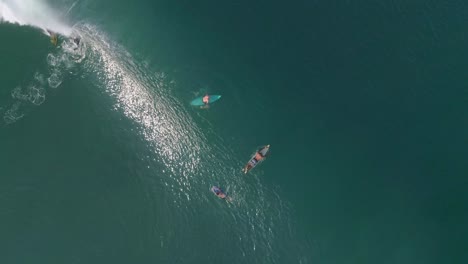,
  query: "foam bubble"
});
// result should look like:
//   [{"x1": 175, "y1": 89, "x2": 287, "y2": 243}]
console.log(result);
[
  {"x1": 3, "y1": 102, "x2": 24, "y2": 124},
  {"x1": 34, "y1": 72, "x2": 45, "y2": 84},
  {"x1": 11, "y1": 86, "x2": 29, "y2": 101},
  {"x1": 47, "y1": 53, "x2": 59, "y2": 67},
  {"x1": 48, "y1": 71, "x2": 62, "y2": 88},
  {"x1": 28, "y1": 85, "x2": 46, "y2": 105}
]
